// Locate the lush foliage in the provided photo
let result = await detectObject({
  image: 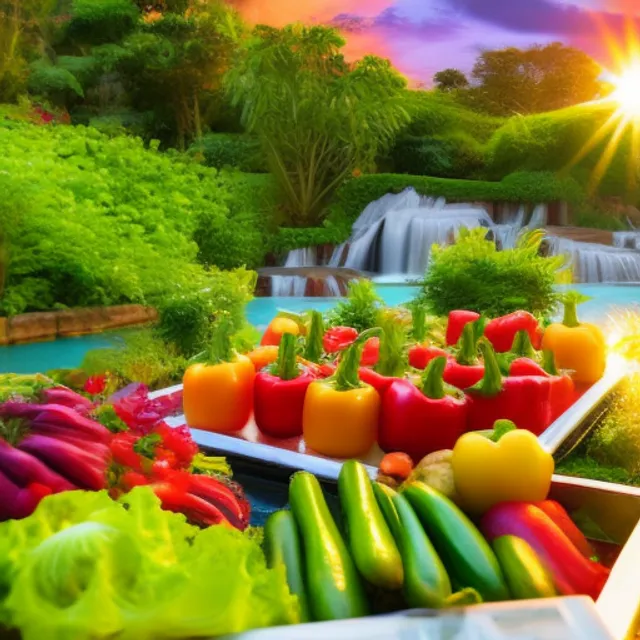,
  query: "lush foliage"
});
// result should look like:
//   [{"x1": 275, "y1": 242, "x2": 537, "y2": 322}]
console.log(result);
[
  {"x1": 0, "y1": 121, "x2": 260, "y2": 315},
  {"x1": 226, "y1": 24, "x2": 410, "y2": 226},
  {"x1": 486, "y1": 101, "x2": 640, "y2": 200},
  {"x1": 0, "y1": 487, "x2": 299, "y2": 637},
  {"x1": 433, "y1": 69, "x2": 469, "y2": 92},
  {"x1": 328, "y1": 279, "x2": 383, "y2": 333},
  {"x1": 190, "y1": 133, "x2": 265, "y2": 172},
  {"x1": 419, "y1": 228, "x2": 566, "y2": 318}
]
